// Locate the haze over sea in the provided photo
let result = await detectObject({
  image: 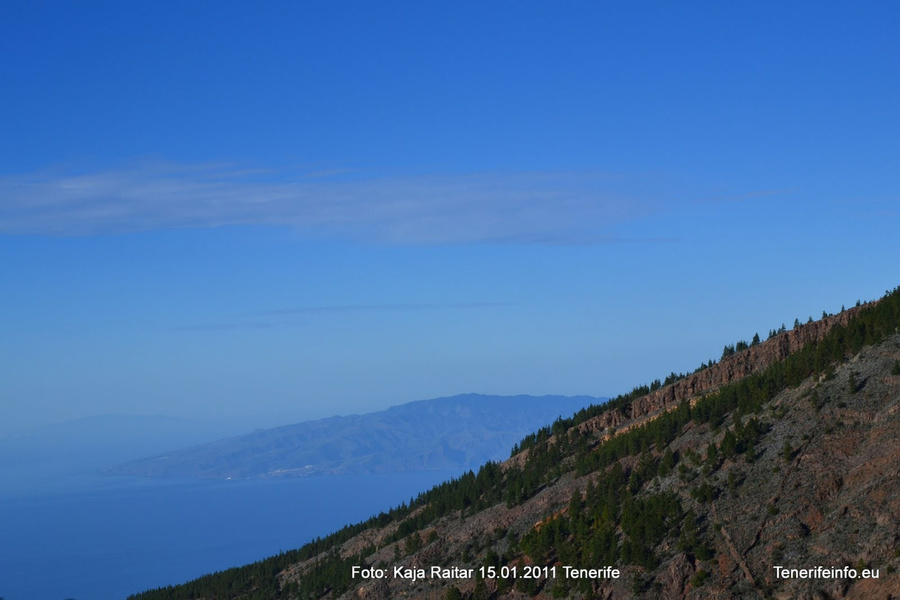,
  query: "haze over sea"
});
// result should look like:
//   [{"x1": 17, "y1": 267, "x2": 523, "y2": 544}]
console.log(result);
[
  {"x1": 0, "y1": 396, "x2": 590, "y2": 600},
  {"x1": 0, "y1": 416, "x2": 459, "y2": 600},
  {"x1": 2, "y1": 3, "x2": 898, "y2": 599},
  {"x1": 0, "y1": 465, "x2": 456, "y2": 600}
]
